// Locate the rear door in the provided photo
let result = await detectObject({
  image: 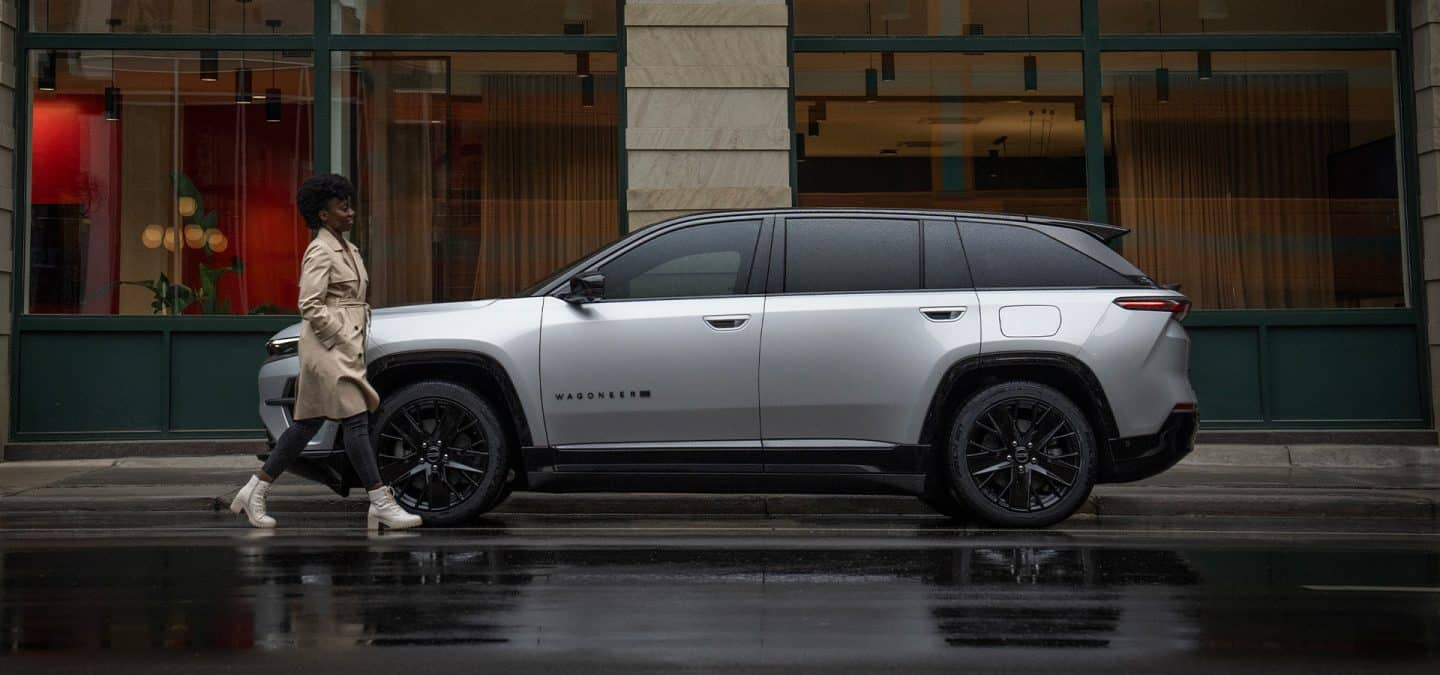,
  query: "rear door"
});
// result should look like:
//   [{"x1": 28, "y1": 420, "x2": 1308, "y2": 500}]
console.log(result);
[{"x1": 758, "y1": 215, "x2": 981, "y2": 472}]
